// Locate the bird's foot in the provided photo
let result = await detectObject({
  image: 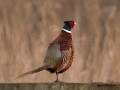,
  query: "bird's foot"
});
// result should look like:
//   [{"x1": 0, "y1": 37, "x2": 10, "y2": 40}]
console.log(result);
[
  {"x1": 54, "y1": 79, "x2": 60, "y2": 82},
  {"x1": 54, "y1": 79, "x2": 64, "y2": 83}
]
